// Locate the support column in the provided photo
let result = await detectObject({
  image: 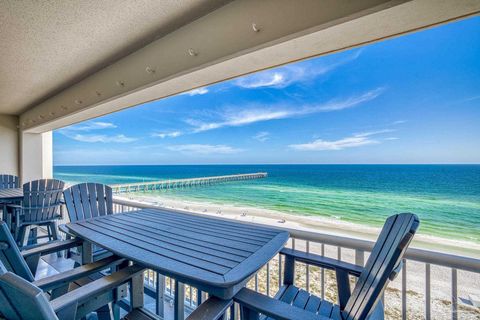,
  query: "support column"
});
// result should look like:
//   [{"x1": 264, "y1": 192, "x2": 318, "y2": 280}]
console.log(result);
[
  {"x1": 20, "y1": 131, "x2": 53, "y2": 183},
  {"x1": 0, "y1": 115, "x2": 19, "y2": 176}
]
